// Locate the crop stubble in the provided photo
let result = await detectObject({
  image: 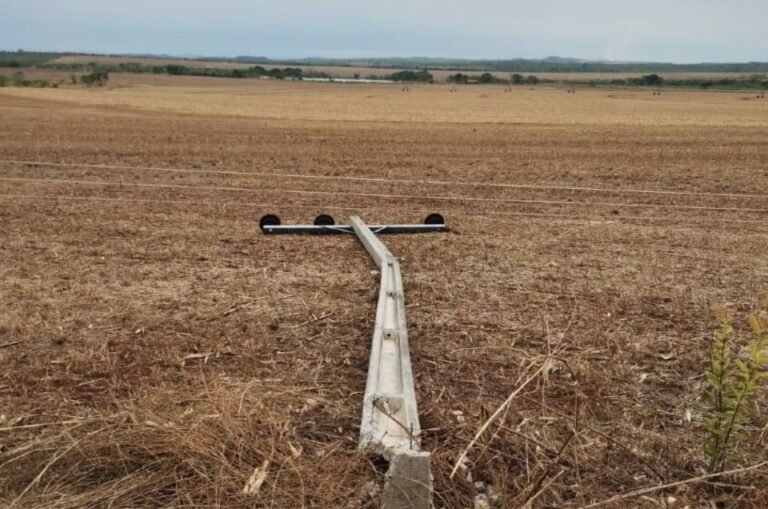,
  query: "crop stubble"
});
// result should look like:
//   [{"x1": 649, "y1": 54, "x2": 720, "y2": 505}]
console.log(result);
[{"x1": 1, "y1": 79, "x2": 767, "y2": 507}]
